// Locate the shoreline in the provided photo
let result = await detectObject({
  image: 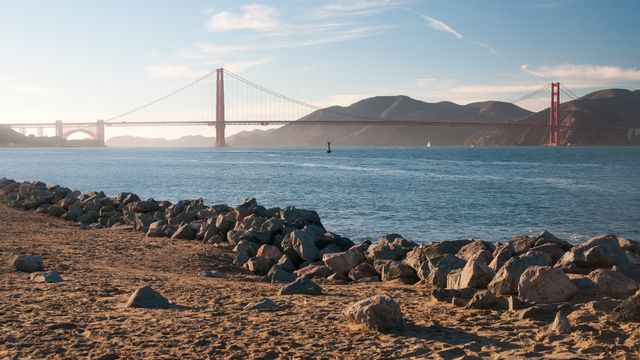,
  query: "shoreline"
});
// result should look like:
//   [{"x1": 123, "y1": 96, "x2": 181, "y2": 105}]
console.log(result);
[{"x1": 1, "y1": 178, "x2": 640, "y2": 358}]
